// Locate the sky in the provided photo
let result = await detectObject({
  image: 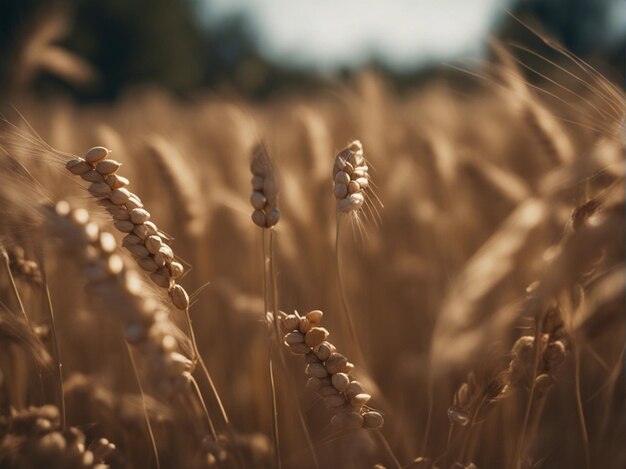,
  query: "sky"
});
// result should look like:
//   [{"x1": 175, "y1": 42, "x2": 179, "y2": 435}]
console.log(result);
[{"x1": 199, "y1": 0, "x2": 516, "y2": 71}]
